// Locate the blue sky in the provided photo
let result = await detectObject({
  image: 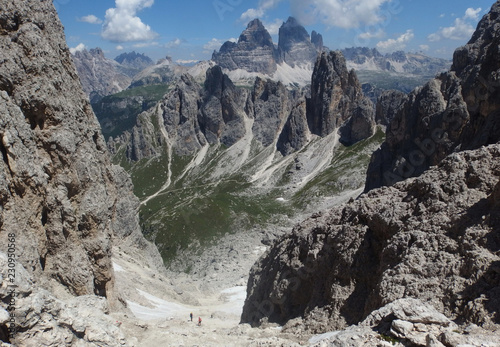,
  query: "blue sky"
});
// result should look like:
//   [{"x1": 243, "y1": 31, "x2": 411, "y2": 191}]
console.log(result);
[{"x1": 55, "y1": 0, "x2": 495, "y2": 63}]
